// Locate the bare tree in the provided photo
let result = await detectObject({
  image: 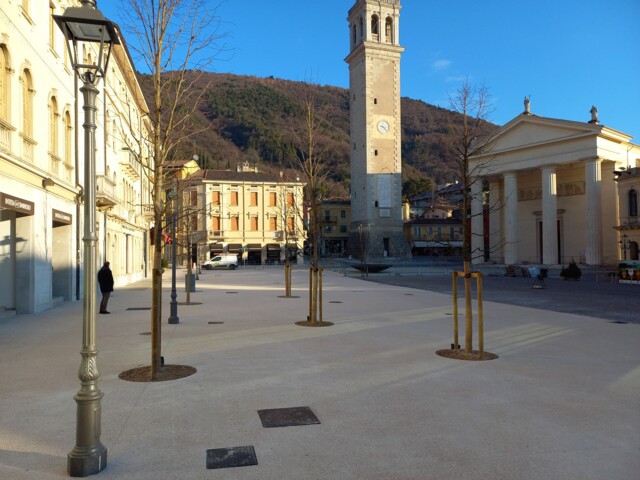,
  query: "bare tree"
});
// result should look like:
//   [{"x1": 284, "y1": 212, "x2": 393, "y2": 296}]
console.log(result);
[
  {"x1": 447, "y1": 79, "x2": 497, "y2": 354},
  {"x1": 116, "y1": 0, "x2": 226, "y2": 379},
  {"x1": 292, "y1": 91, "x2": 333, "y2": 326}
]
